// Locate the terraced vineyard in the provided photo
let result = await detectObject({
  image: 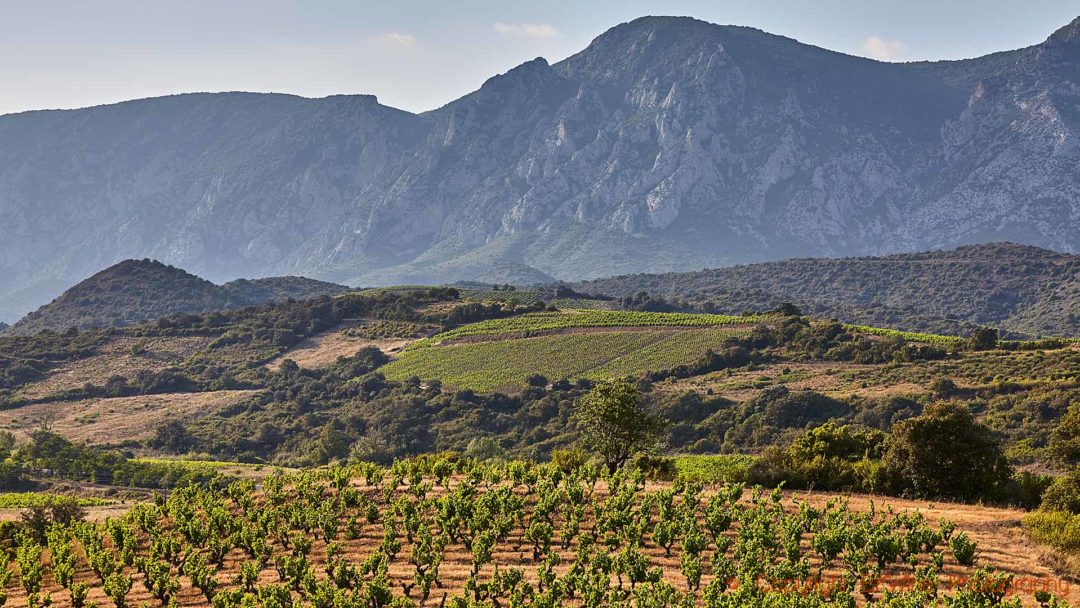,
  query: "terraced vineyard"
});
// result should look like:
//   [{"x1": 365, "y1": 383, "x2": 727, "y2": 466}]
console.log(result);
[
  {"x1": 380, "y1": 310, "x2": 763, "y2": 392},
  {"x1": 843, "y1": 325, "x2": 964, "y2": 347},
  {"x1": 382, "y1": 328, "x2": 747, "y2": 392},
  {"x1": 423, "y1": 310, "x2": 765, "y2": 344}
]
